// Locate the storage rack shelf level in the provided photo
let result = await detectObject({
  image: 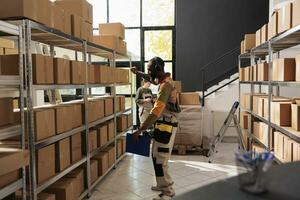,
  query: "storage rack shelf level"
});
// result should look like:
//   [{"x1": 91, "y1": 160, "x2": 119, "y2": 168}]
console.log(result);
[
  {"x1": 238, "y1": 23, "x2": 300, "y2": 163},
  {"x1": 10, "y1": 19, "x2": 133, "y2": 200},
  {"x1": 0, "y1": 20, "x2": 26, "y2": 199}
]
